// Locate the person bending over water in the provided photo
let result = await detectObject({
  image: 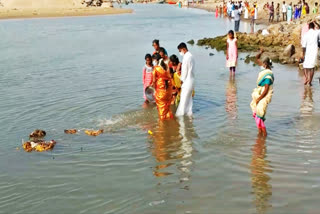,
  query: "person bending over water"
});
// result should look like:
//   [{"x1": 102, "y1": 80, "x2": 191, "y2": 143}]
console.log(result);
[
  {"x1": 169, "y1": 54, "x2": 182, "y2": 106},
  {"x1": 142, "y1": 54, "x2": 153, "y2": 102},
  {"x1": 226, "y1": 30, "x2": 238, "y2": 77},
  {"x1": 176, "y1": 43, "x2": 195, "y2": 117},
  {"x1": 250, "y1": 49, "x2": 274, "y2": 136},
  {"x1": 152, "y1": 53, "x2": 174, "y2": 120}
]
